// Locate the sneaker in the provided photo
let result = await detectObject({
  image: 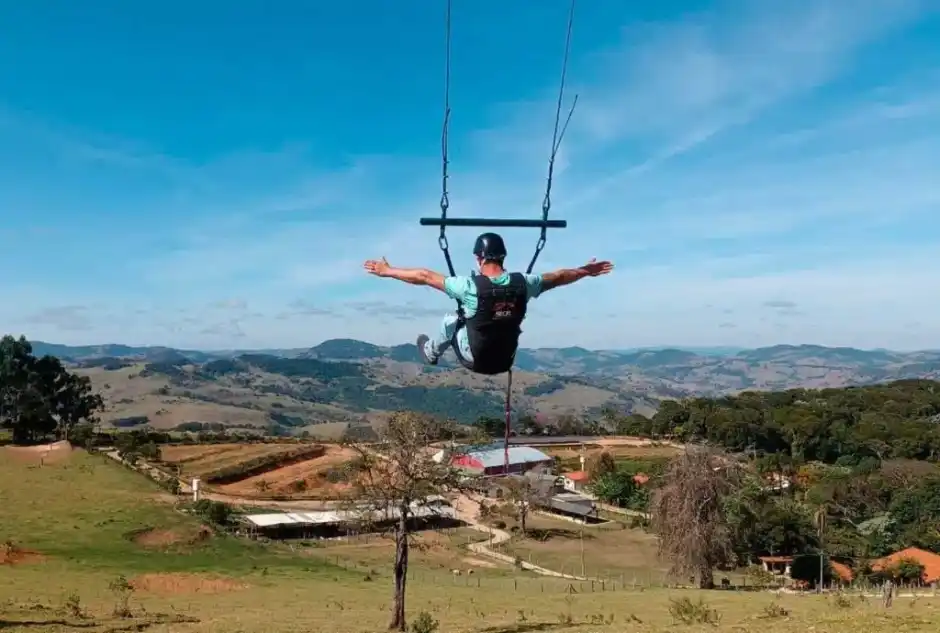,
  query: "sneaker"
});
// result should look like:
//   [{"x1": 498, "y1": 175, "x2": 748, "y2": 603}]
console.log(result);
[{"x1": 416, "y1": 334, "x2": 438, "y2": 365}]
